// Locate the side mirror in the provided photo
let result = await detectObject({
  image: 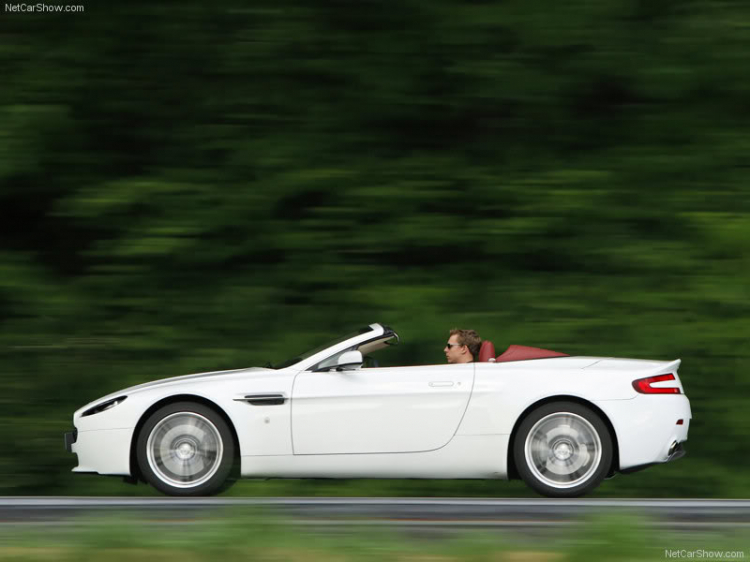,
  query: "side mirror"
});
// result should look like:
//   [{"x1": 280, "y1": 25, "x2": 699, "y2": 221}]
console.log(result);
[{"x1": 336, "y1": 350, "x2": 363, "y2": 371}]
